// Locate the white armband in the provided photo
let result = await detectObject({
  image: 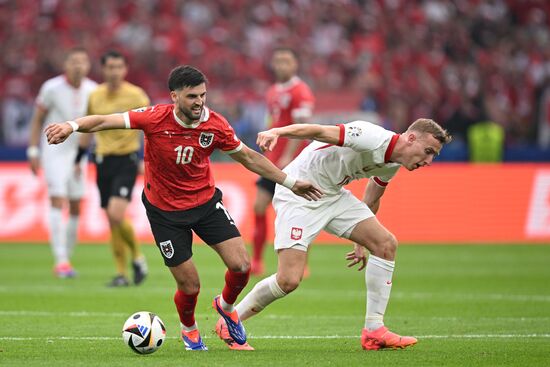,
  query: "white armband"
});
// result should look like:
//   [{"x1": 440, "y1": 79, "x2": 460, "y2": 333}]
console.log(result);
[
  {"x1": 67, "y1": 120, "x2": 79, "y2": 132},
  {"x1": 26, "y1": 146, "x2": 40, "y2": 159},
  {"x1": 281, "y1": 175, "x2": 297, "y2": 189}
]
